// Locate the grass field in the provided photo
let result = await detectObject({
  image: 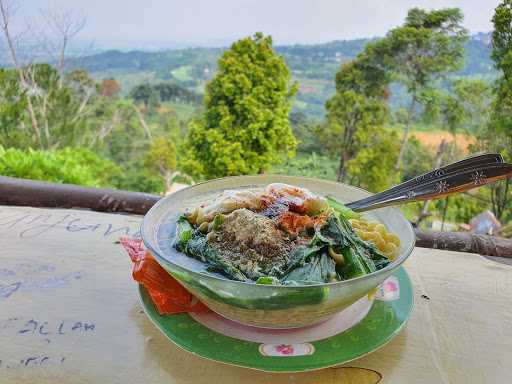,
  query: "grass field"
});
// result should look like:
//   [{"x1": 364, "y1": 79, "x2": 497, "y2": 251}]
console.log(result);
[
  {"x1": 409, "y1": 131, "x2": 475, "y2": 151},
  {"x1": 171, "y1": 65, "x2": 193, "y2": 81},
  {"x1": 389, "y1": 123, "x2": 476, "y2": 153}
]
